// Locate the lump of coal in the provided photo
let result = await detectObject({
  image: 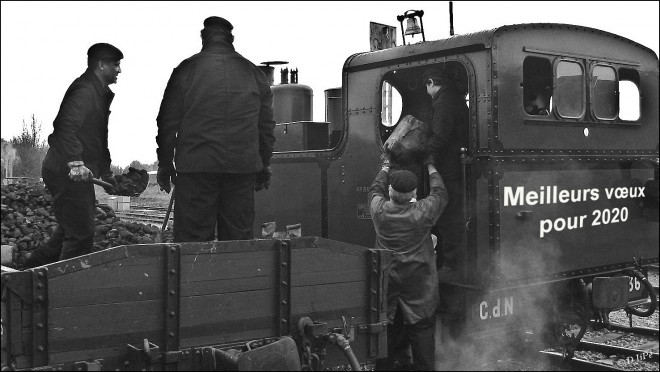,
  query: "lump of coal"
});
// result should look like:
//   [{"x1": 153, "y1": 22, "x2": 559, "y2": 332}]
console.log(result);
[{"x1": 110, "y1": 167, "x2": 149, "y2": 197}]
